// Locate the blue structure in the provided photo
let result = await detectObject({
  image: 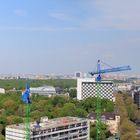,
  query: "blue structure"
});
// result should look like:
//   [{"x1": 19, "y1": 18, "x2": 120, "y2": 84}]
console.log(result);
[
  {"x1": 89, "y1": 60, "x2": 131, "y2": 81},
  {"x1": 21, "y1": 83, "x2": 31, "y2": 104},
  {"x1": 89, "y1": 60, "x2": 131, "y2": 140},
  {"x1": 21, "y1": 82, "x2": 31, "y2": 140}
]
